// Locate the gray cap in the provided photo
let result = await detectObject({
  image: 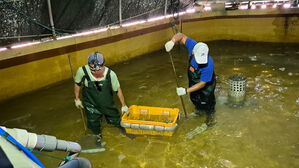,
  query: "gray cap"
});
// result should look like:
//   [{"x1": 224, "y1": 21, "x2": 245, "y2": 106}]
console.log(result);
[{"x1": 88, "y1": 52, "x2": 105, "y2": 70}]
